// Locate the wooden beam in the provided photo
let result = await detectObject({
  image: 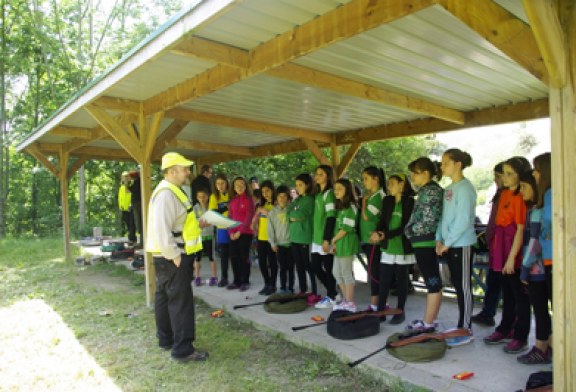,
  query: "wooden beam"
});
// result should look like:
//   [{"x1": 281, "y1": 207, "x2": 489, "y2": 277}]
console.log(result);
[
  {"x1": 85, "y1": 105, "x2": 141, "y2": 161},
  {"x1": 338, "y1": 143, "x2": 362, "y2": 176},
  {"x1": 26, "y1": 145, "x2": 59, "y2": 177},
  {"x1": 438, "y1": 0, "x2": 549, "y2": 84},
  {"x1": 173, "y1": 139, "x2": 252, "y2": 156},
  {"x1": 302, "y1": 138, "x2": 330, "y2": 165},
  {"x1": 92, "y1": 96, "x2": 141, "y2": 112},
  {"x1": 144, "y1": 0, "x2": 436, "y2": 114},
  {"x1": 336, "y1": 99, "x2": 550, "y2": 144},
  {"x1": 268, "y1": 64, "x2": 465, "y2": 124},
  {"x1": 166, "y1": 107, "x2": 333, "y2": 143},
  {"x1": 523, "y1": 0, "x2": 567, "y2": 88},
  {"x1": 141, "y1": 111, "x2": 164, "y2": 161},
  {"x1": 66, "y1": 146, "x2": 134, "y2": 161},
  {"x1": 53, "y1": 126, "x2": 91, "y2": 139},
  {"x1": 171, "y1": 36, "x2": 249, "y2": 68},
  {"x1": 61, "y1": 137, "x2": 90, "y2": 154},
  {"x1": 152, "y1": 119, "x2": 189, "y2": 159},
  {"x1": 66, "y1": 156, "x2": 90, "y2": 181}
]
